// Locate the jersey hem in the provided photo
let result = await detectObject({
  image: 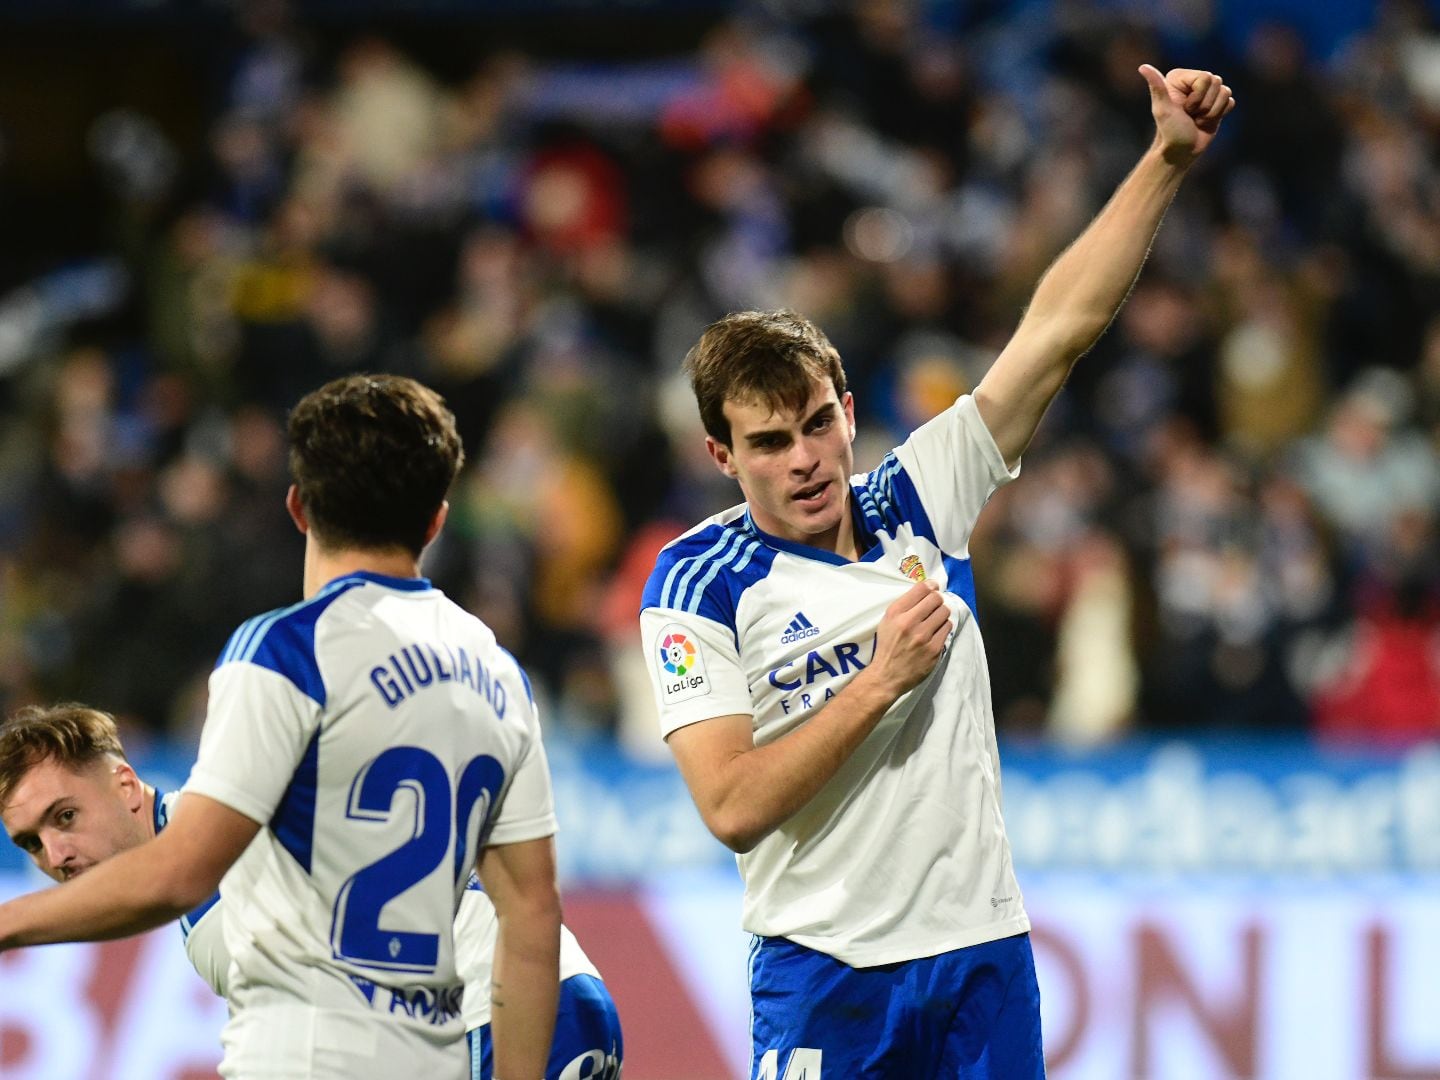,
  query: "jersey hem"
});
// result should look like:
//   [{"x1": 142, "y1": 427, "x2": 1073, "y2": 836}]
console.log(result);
[
  {"x1": 461, "y1": 968, "x2": 601, "y2": 1033},
  {"x1": 484, "y1": 817, "x2": 559, "y2": 846},
  {"x1": 957, "y1": 393, "x2": 1021, "y2": 482},
  {"x1": 761, "y1": 911, "x2": 1032, "y2": 969}
]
